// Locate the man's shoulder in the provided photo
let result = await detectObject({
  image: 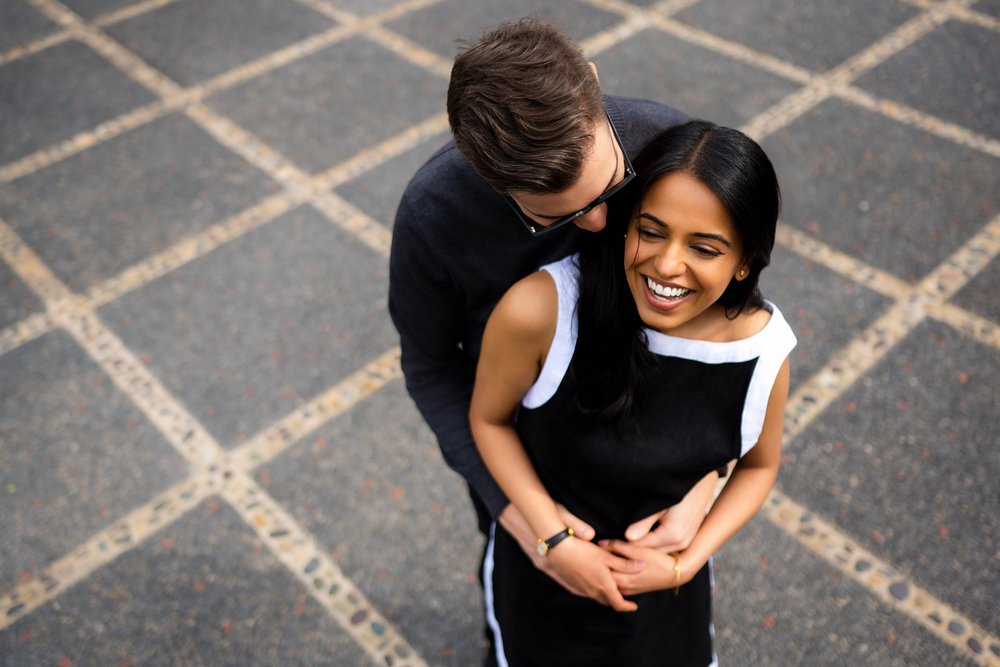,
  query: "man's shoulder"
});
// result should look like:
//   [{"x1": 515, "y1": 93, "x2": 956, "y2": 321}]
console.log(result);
[{"x1": 398, "y1": 142, "x2": 494, "y2": 215}]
